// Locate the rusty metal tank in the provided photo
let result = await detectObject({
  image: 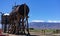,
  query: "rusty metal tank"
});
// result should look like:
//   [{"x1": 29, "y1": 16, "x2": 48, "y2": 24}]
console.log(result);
[{"x1": 2, "y1": 14, "x2": 10, "y2": 24}]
